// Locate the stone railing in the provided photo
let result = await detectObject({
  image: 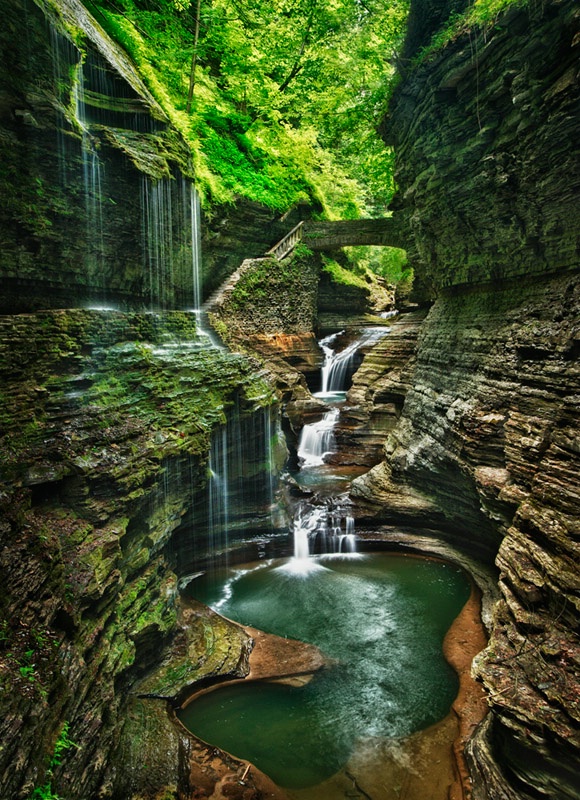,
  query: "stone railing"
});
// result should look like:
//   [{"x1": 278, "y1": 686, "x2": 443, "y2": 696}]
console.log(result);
[{"x1": 265, "y1": 221, "x2": 304, "y2": 260}]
